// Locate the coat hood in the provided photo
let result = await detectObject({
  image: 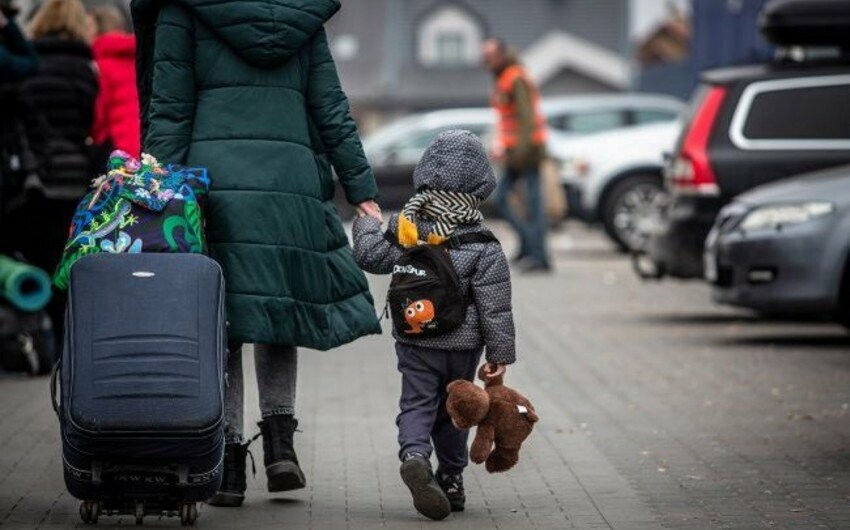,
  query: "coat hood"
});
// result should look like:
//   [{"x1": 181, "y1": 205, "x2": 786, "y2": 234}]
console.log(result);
[
  {"x1": 412, "y1": 130, "x2": 496, "y2": 200},
  {"x1": 93, "y1": 32, "x2": 136, "y2": 60},
  {"x1": 132, "y1": 0, "x2": 340, "y2": 68}
]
